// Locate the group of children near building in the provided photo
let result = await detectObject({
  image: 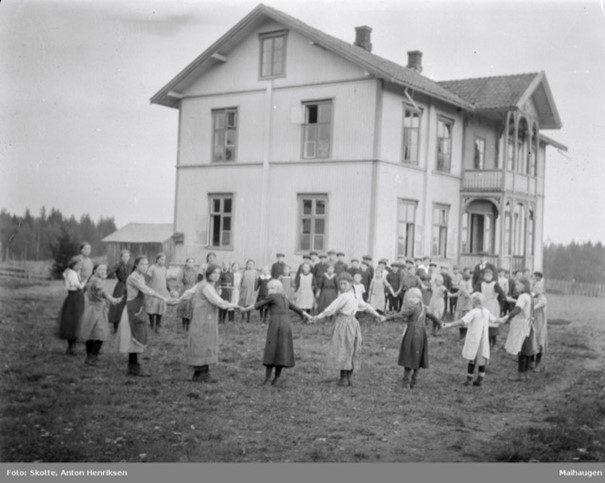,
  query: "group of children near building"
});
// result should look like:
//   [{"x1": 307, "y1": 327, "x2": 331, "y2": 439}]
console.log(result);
[{"x1": 56, "y1": 246, "x2": 548, "y2": 389}]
